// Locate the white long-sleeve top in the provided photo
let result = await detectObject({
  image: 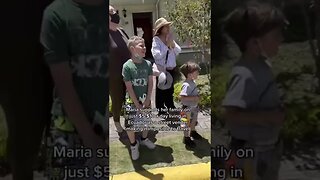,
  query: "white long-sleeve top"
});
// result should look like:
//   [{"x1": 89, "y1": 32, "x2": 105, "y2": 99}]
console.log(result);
[{"x1": 151, "y1": 36, "x2": 181, "y2": 69}]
